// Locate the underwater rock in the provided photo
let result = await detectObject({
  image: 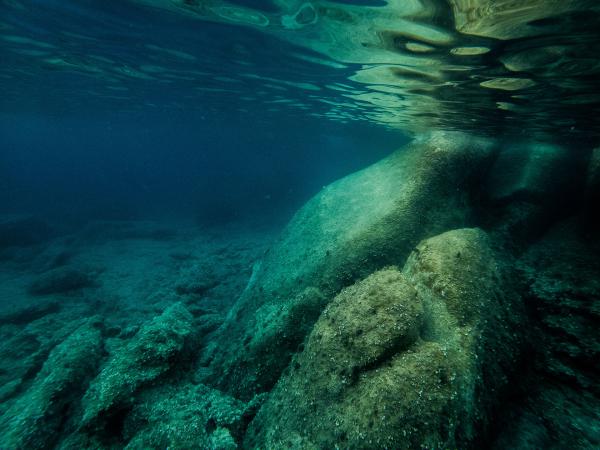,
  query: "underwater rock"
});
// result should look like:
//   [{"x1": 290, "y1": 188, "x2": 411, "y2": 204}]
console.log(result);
[
  {"x1": 483, "y1": 140, "x2": 588, "y2": 245},
  {"x1": 487, "y1": 217, "x2": 600, "y2": 448},
  {"x1": 28, "y1": 266, "x2": 98, "y2": 296},
  {"x1": 0, "y1": 307, "x2": 92, "y2": 404},
  {"x1": 246, "y1": 228, "x2": 524, "y2": 449},
  {"x1": 122, "y1": 382, "x2": 251, "y2": 449},
  {"x1": 0, "y1": 318, "x2": 103, "y2": 449},
  {"x1": 492, "y1": 383, "x2": 600, "y2": 450},
  {"x1": 203, "y1": 131, "x2": 498, "y2": 399},
  {"x1": 487, "y1": 141, "x2": 577, "y2": 203},
  {"x1": 46, "y1": 248, "x2": 75, "y2": 270},
  {"x1": 195, "y1": 312, "x2": 225, "y2": 336},
  {"x1": 80, "y1": 302, "x2": 197, "y2": 429}
]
